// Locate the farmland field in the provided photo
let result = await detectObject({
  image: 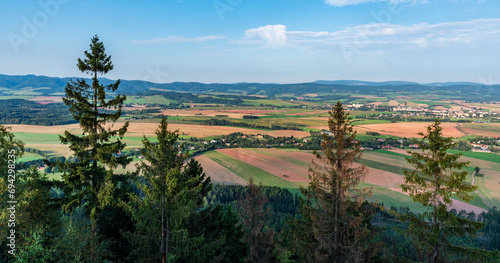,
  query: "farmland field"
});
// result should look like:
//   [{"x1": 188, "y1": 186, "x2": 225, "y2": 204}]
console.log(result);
[{"x1": 194, "y1": 147, "x2": 498, "y2": 213}]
